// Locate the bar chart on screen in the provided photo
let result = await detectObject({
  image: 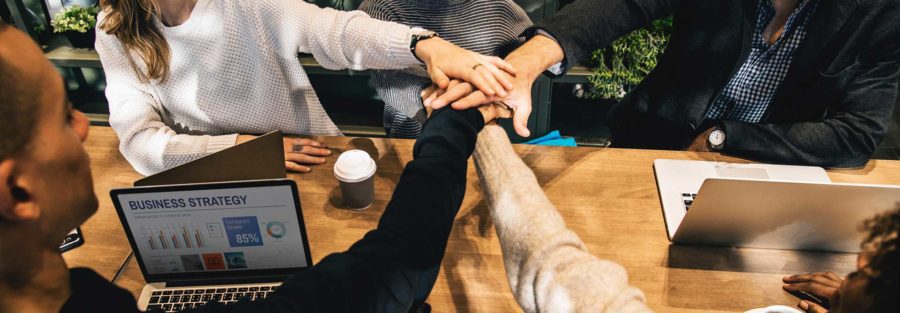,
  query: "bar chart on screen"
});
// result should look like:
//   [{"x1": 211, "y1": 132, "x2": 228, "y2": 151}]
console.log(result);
[{"x1": 141, "y1": 223, "x2": 211, "y2": 250}]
